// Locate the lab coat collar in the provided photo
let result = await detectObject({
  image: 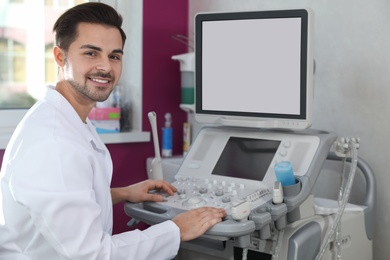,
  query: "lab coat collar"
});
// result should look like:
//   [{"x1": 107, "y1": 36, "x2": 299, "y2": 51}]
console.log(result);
[{"x1": 44, "y1": 85, "x2": 107, "y2": 154}]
